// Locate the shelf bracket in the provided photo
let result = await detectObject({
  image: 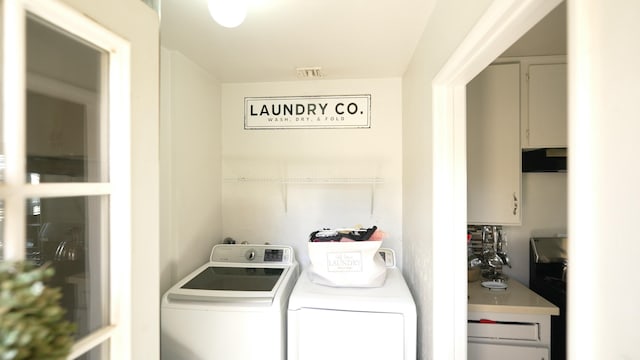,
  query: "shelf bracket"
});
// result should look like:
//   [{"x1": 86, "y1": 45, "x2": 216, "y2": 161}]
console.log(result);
[
  {"x1": 282, "y1": 181, "x2": 288, "y2": 213},
  {"x1": 370, "y1": 183, "x2": 376, "y2": 215}
]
